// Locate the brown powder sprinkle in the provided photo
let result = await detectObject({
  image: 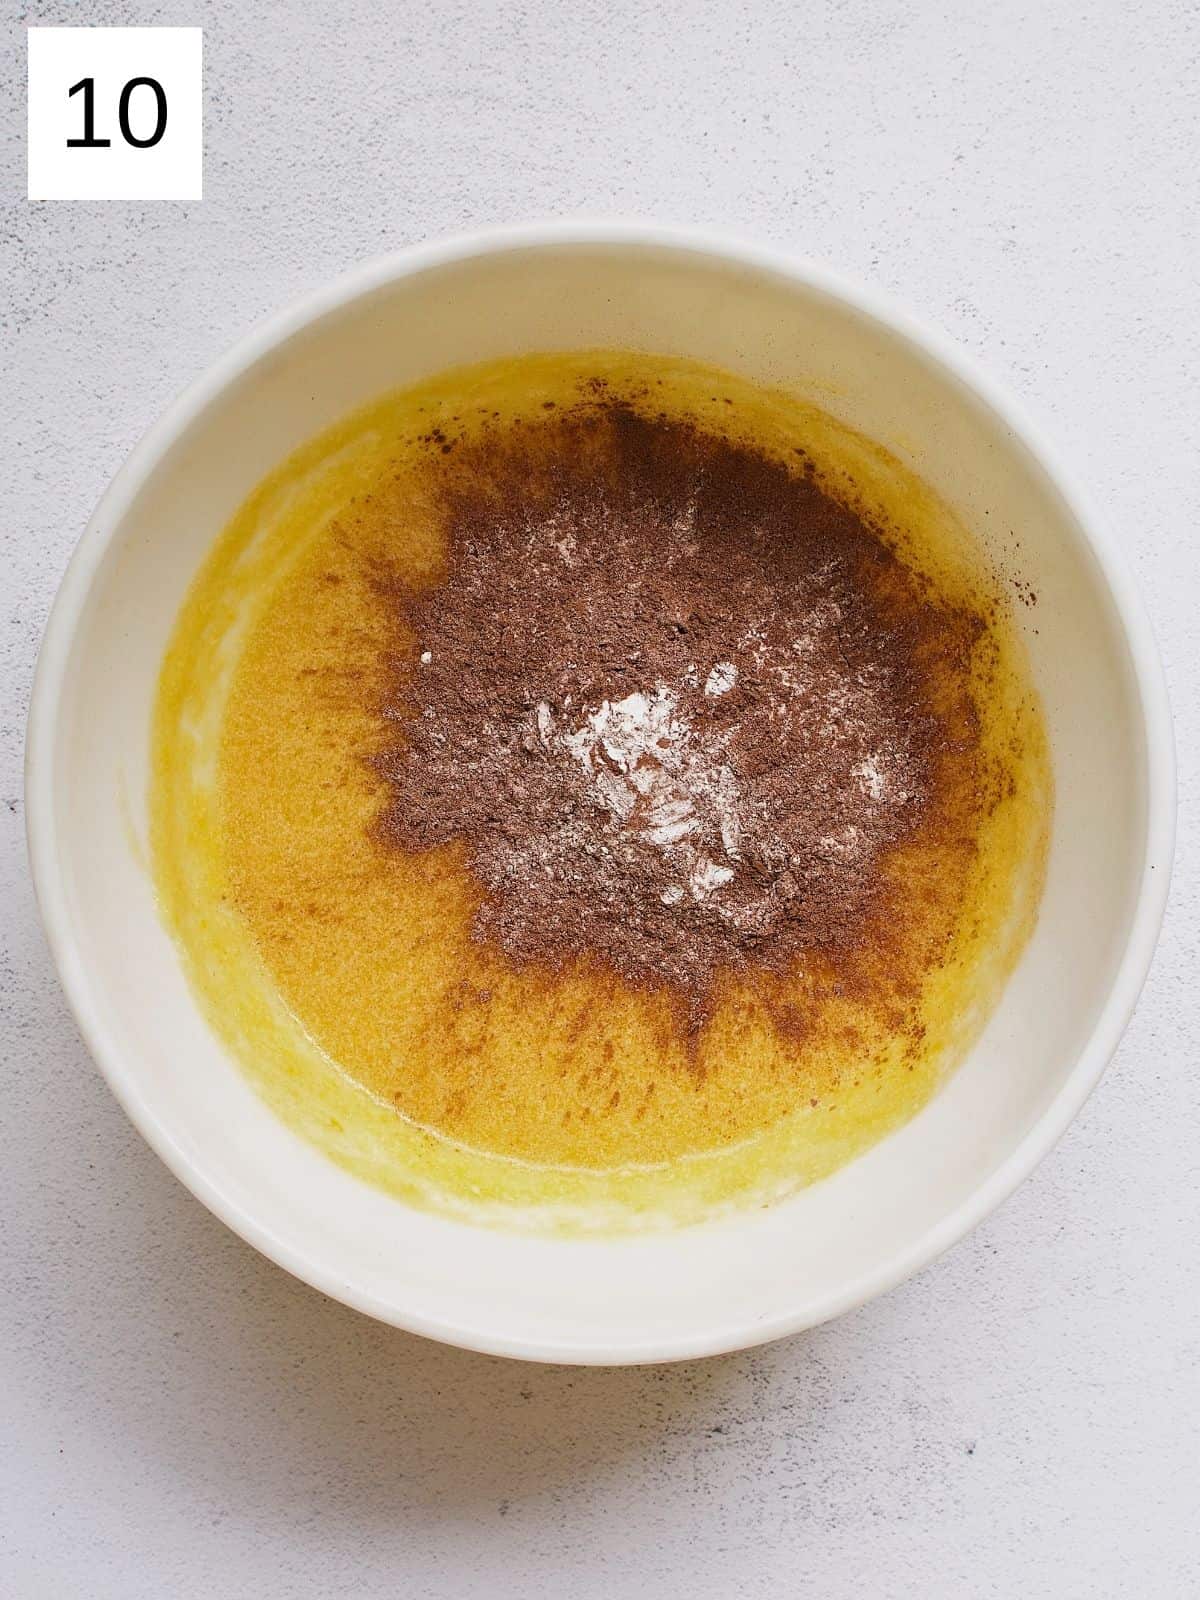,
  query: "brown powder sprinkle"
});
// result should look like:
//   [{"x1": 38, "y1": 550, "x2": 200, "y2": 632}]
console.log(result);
[{"x1": 374, "y1": 397, "x2": 980, "y2": 1017}]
